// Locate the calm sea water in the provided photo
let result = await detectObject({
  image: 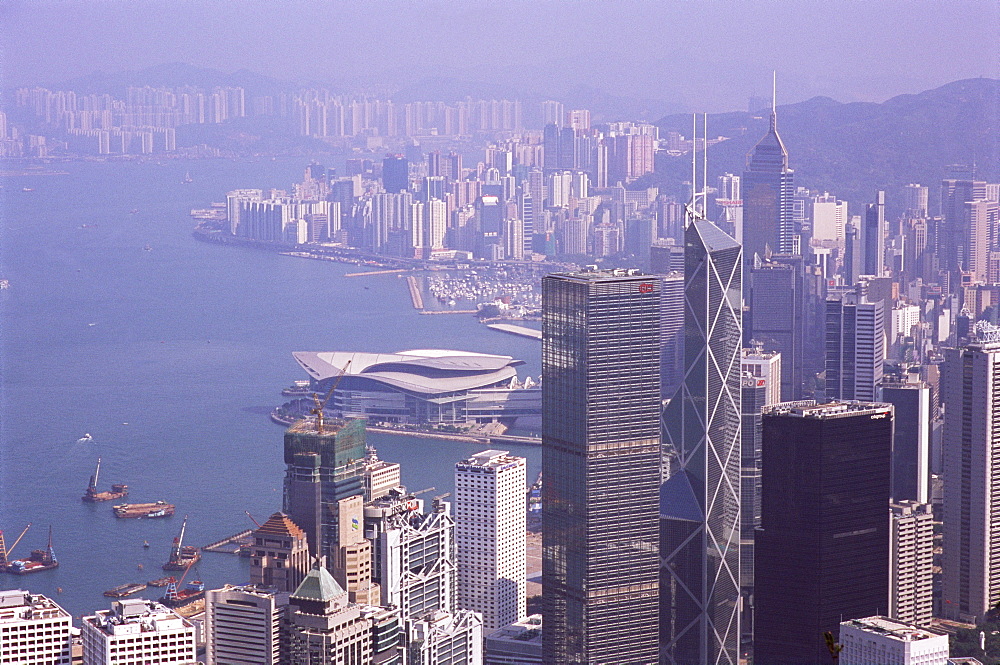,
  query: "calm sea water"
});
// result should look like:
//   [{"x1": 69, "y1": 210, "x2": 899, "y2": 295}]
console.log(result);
[{"x1": 0, "y1": 157, "x2": 541, "y2": 619}]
